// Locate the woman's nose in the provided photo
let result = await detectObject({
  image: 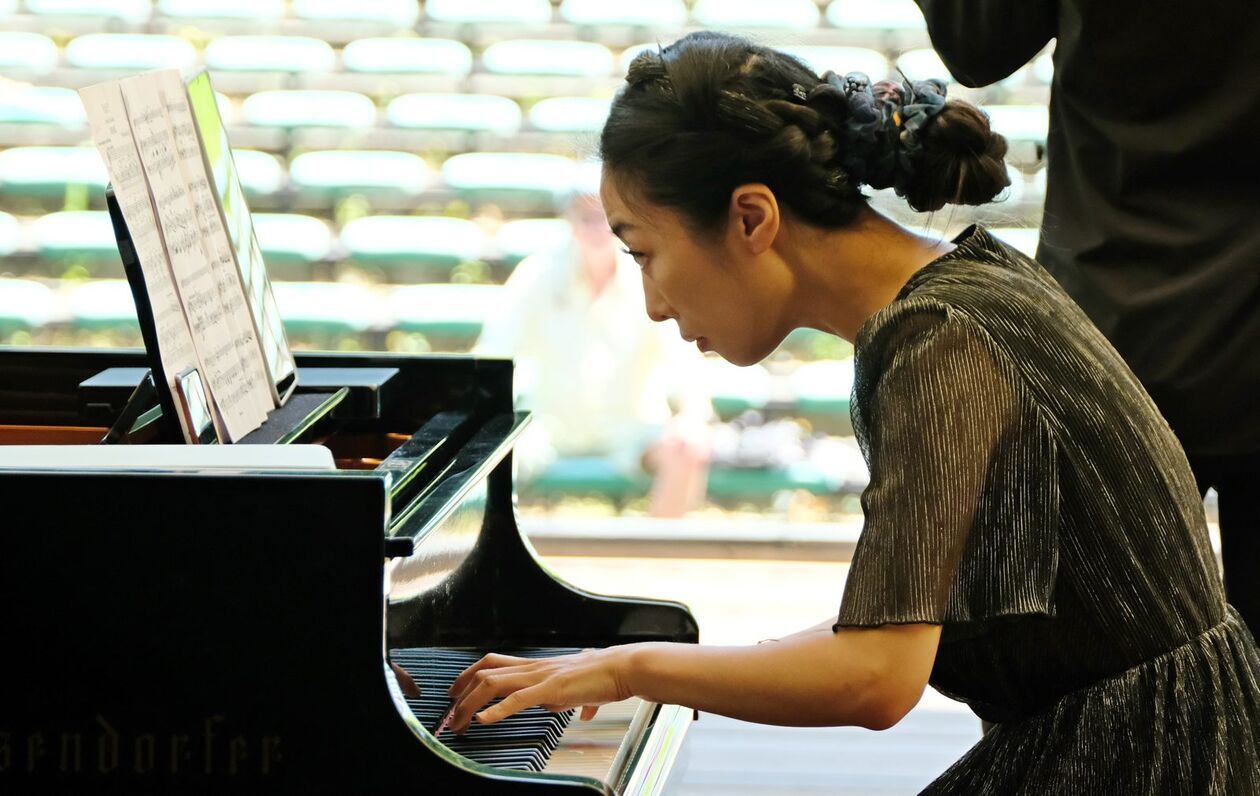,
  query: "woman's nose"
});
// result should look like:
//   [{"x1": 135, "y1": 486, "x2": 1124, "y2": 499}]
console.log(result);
[{"x1": 641, "y1": 276, "x2": 673, "y2": 323}]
